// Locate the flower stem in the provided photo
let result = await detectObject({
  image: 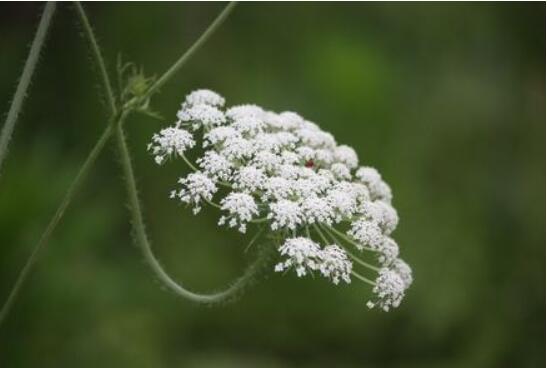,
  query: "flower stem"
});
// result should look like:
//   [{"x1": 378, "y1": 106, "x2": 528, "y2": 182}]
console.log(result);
[
  {"x1": 250, "y1": 217, "x2": 268, "y2": 224},
  {"x1": 0, "y1": 2, "x2": 56, "y2": 176},
  {"x1": 115, "y1": 120, "x2": 270, "y2": 304},
  {"x1": 181, "y1": 152, "x2": 199, "y2": 172},
  {"x1": 73, "y1": 1, "x2": 117, "y2": 115},
  {"x1": 181, "y1": 152, "x2": 232, "y2": 188},
  {"x1": 1, "y1": 0, "x2": 242, "y2": 324},
  {"x1": 323, "y1": 224, "x2": 375, "y2": 252},
  {"x1": 1, "y1": 3, "x2": 121, "y2": 327},
  {"x1": 312, "y1": 224, "x2": 330, "y2": 245},
  {"x1": 142, "y1": 2, "x2": 237, "y2": 100},
  {"x1": 319, "y1": 225, "x2": 380, "y2": 272},
  {"x1": 351, "y1": 270, "x2": 376, "y2": 286},
  {"x1": 204, "y1": 197, "x2": 222, "y2": 210},
  {"x1": 244, "y1": 226, "x2": 265, "y2": 252},
  {"x1": 0, "y1": 123, "x2": 114, "y2": 327}
]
